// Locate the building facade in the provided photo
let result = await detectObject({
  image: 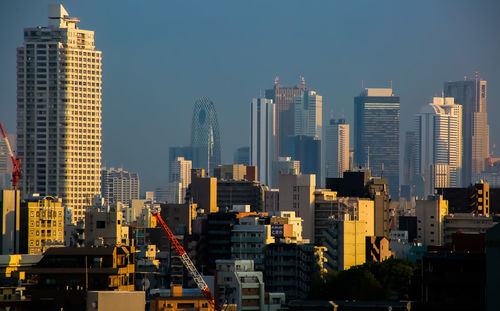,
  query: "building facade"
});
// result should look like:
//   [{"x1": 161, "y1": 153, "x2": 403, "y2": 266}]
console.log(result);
[
  {"x1": 101, "y1": 168, "x2": 140, "y2": 207},
  {"x1": 416, "y1": 195, "x2": 448, "y2": 246},
  {"x1": 250, "y1": 98, "x2": 275, "y2": 187},
  {"x1": 294, "y1": 90, "x2": 322, "y2": 139},
  {"x1": 444, "y1": 73, "x2": 490, "y2": 185},
  {"x1": 415, "y1": 97, "x2": 462, "y2": 194},
  {"x1": 325, "y1": 118, "x2": 349, "y2": 178},
  {"x1": 354, "y1": 88, "x2": 400, "y2": 198},
  {"x1": 168, "y1": 157, "x2": 192, "y2": 204},
  {"x1": 16, "y1": 5, "x2": 102, "y2": 223}
]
